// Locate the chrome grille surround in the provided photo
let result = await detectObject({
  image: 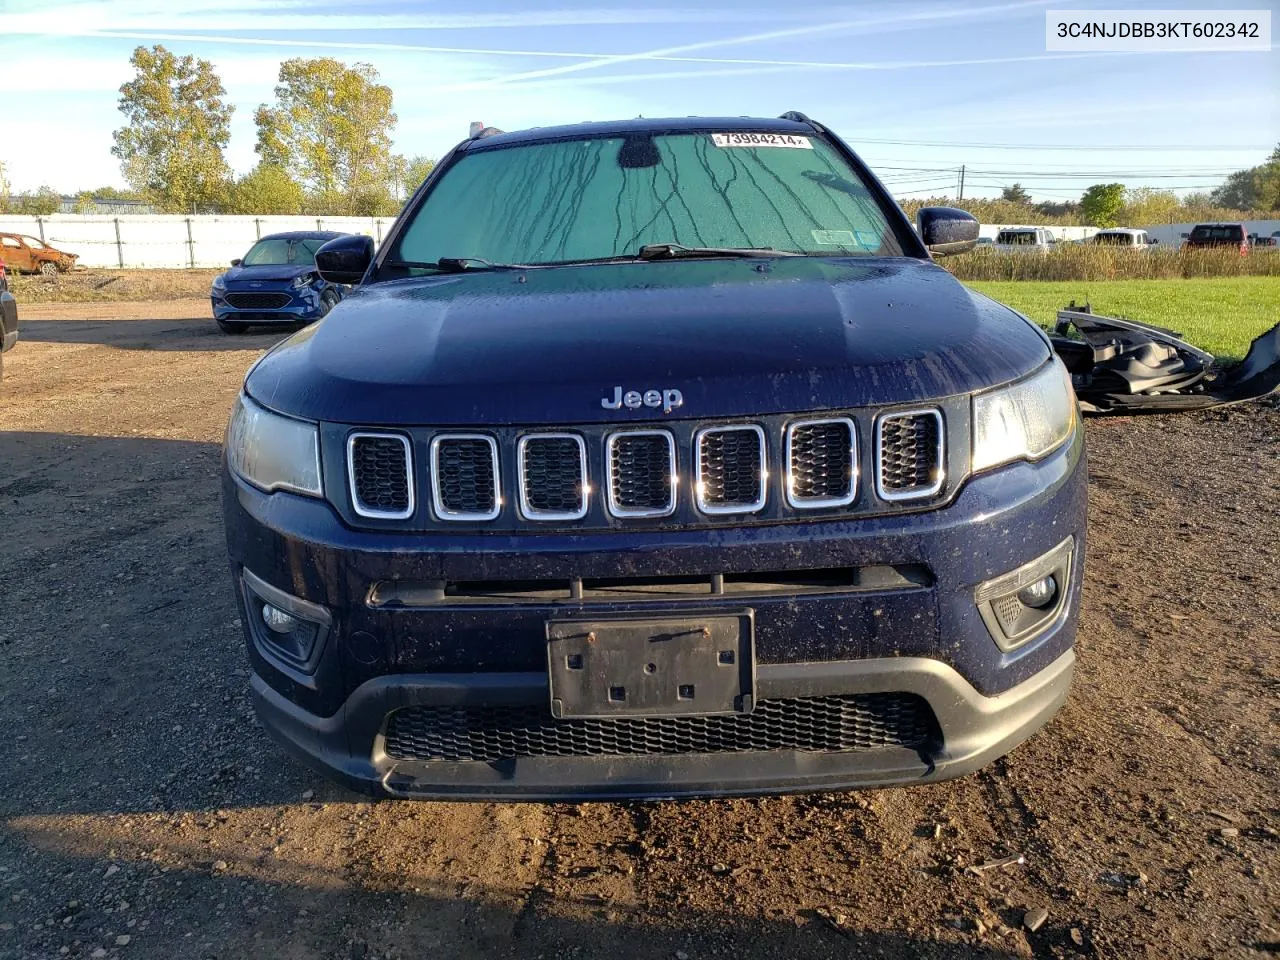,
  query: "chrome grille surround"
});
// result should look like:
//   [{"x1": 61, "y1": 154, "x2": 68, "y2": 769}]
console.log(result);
[
  {"x1": 517, "y1": 433, "x2": 589, "y2": 521},
  {"x1": 875, "y1": 408, "x2": 945, "y2": 501},
  {"x1": 346, "y1": 432, "x2": 414, "y2": 520},
  {"x1": 430, "y1": 433, "x2": 501, "y2": 521},
  {"x1": 694, "y1": 424, "x2": 767, "y2": 515},
  {"x1": 784, "y1": 417, "x2": 857, "y2": 509},
  {"x1": 605, "y1": 429, "x2": 677, "y2": 518}
]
